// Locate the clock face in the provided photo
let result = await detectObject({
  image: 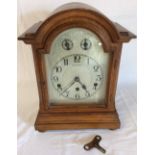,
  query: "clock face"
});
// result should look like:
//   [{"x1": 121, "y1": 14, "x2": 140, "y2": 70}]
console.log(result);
[
  {"x1": 51, "y1": 54, "x2": 103, "y2": 100},
  {"x1": 44, "y1": 28, "x2": 111, "y2": 104}
]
